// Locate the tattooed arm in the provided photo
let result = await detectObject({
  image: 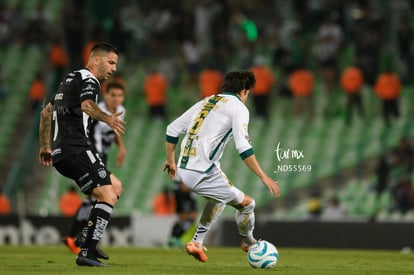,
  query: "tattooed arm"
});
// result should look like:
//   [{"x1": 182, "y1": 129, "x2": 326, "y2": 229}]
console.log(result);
[
  {"x1": 39, "y1": 102, "x2": 53, "y2": 166},
  {"x1": 81, "y1": 99, "x2": 126, "y2": 136}
]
